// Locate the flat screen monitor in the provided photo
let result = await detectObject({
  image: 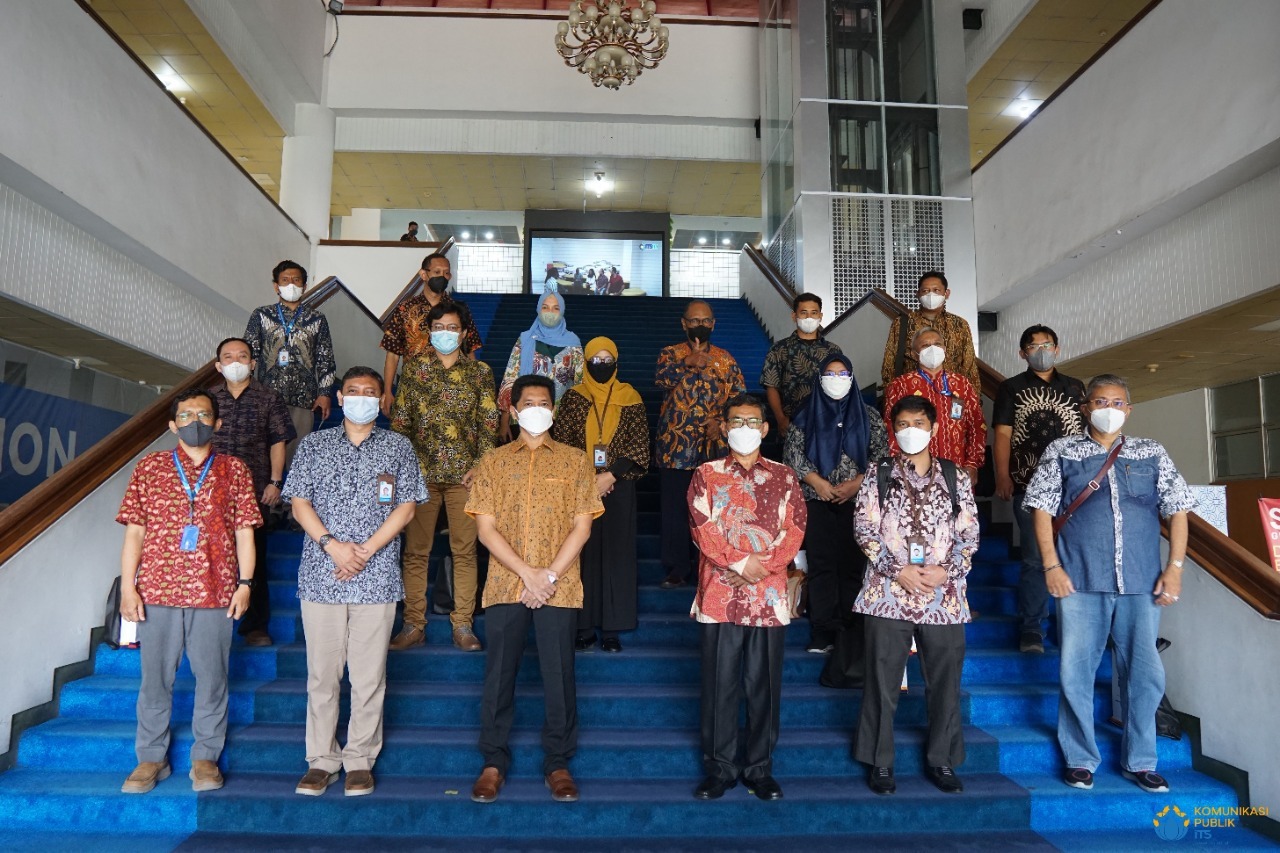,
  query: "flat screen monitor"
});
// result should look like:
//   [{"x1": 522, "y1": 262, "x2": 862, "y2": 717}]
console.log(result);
[{"x1": 526, "y1": 231, "x2": 667, "y2": 297}]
